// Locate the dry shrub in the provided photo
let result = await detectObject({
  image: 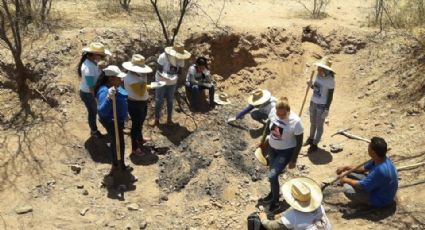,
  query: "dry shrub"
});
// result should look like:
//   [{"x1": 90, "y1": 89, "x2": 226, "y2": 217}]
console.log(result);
[{"x1": 294, "y1": 0, "x2": 331, "y2": 19}]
